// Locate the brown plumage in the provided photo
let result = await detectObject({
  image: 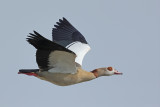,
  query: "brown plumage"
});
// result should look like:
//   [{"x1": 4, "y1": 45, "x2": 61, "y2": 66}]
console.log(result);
[{"x1": 19, "y1": 18, "x2": 122, "y2": 86}]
